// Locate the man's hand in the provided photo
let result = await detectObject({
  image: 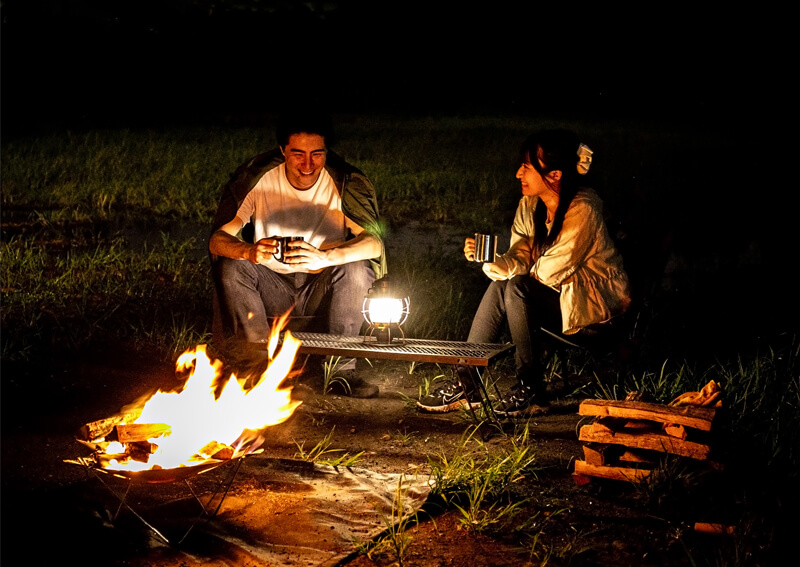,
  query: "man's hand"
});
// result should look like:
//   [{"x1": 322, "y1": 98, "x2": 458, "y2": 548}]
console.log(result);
[
  {"x1": 248, "y1": 238, "x2": 279, "y2": 264},
  {"x1": 281, "y1": 240, "x2": 331, "y2": 271}
]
